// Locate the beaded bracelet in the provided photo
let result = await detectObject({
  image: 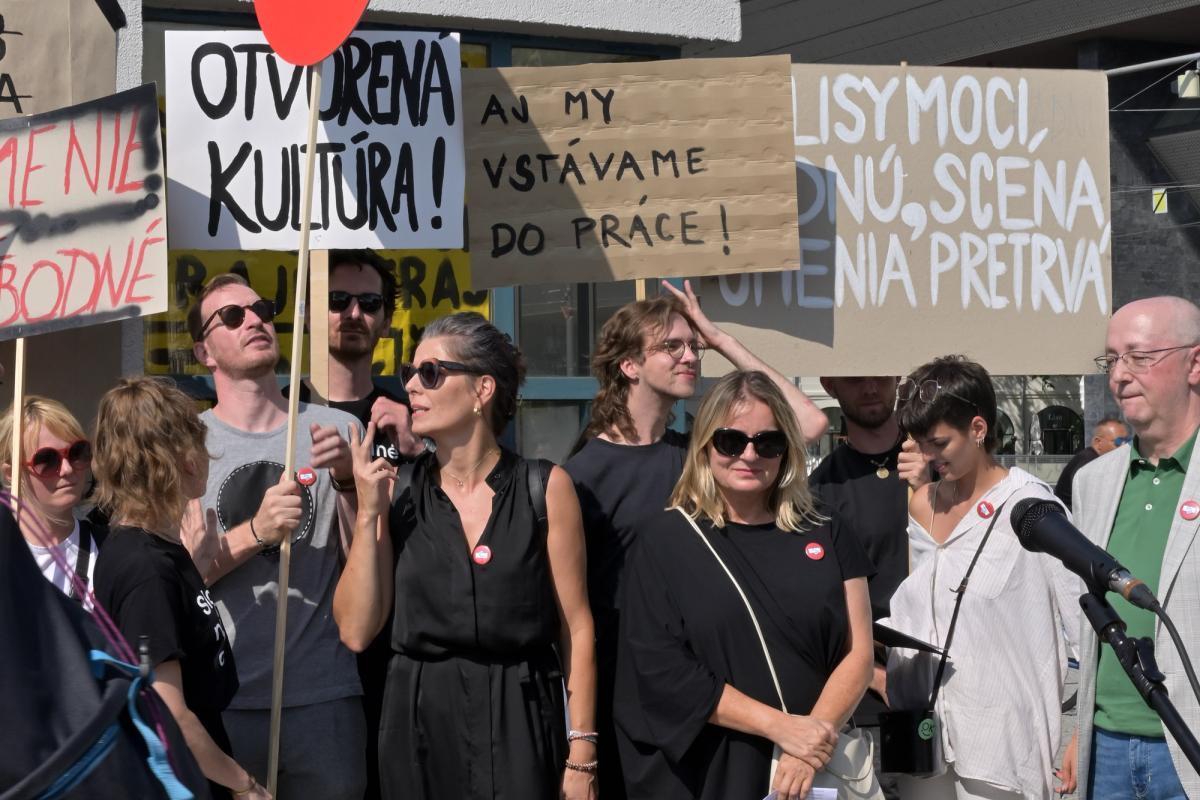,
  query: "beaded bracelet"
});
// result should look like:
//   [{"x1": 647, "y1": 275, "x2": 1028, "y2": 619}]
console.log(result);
[
  {"x1": 568, "y1": 730, "x2": 599, "y2": 744},
  {"x1": 564, "y1": 759, "x2": 599, "y2": 774}
]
